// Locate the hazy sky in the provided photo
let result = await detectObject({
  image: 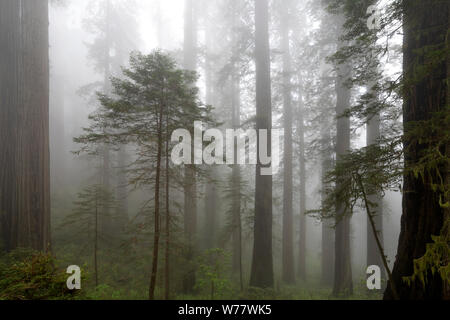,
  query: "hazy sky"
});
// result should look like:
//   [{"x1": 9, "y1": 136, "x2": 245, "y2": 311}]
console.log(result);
[{"x1": 57, "y1": 0, "x2": 185, "y2": 52}]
